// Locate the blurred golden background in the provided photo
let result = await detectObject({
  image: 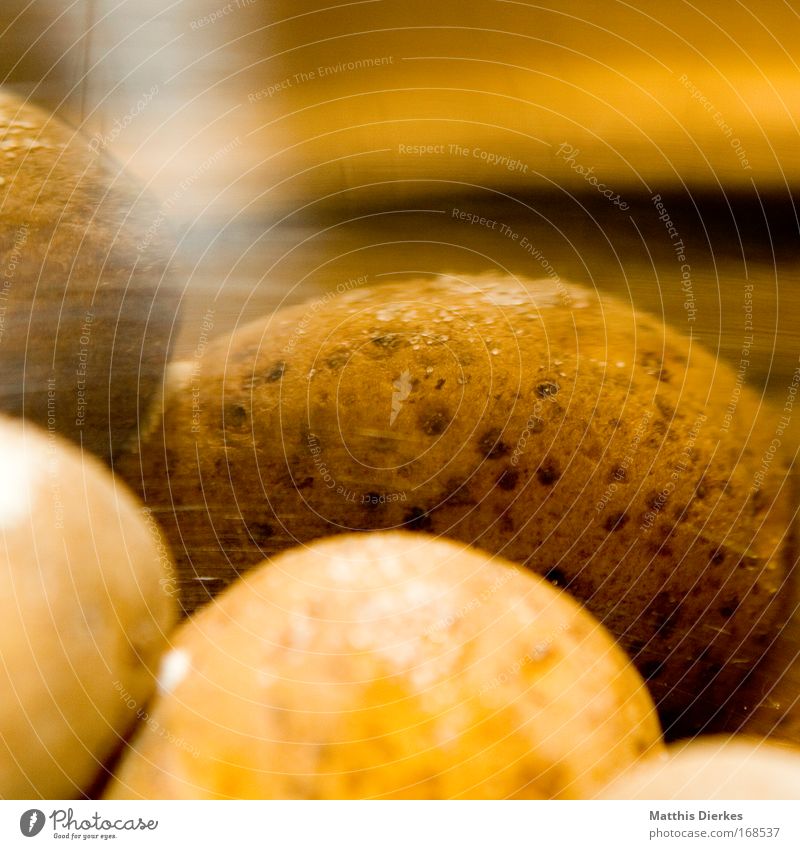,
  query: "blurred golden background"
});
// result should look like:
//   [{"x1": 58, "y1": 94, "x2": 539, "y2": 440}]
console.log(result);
[{"x1": 2, "y1": 0, "x2": 798, "y2": 394}]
